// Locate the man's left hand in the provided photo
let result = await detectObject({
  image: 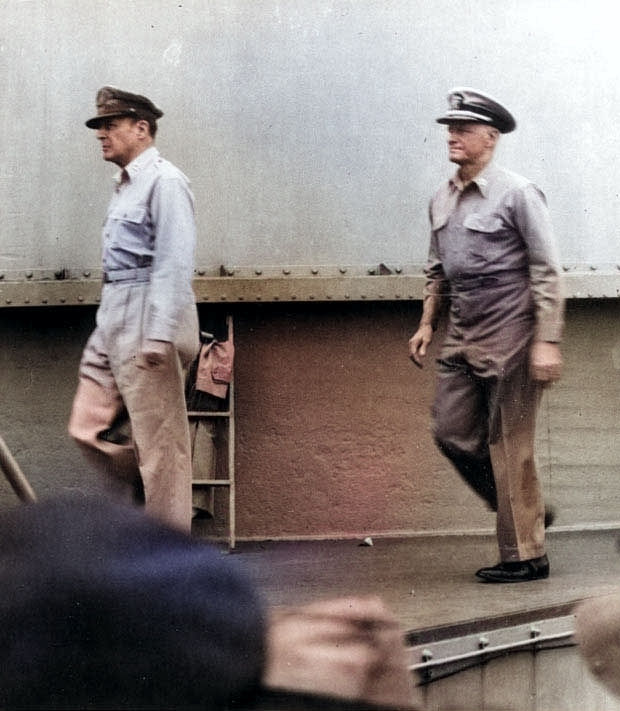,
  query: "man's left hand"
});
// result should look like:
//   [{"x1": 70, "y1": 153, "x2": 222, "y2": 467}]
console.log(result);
[{"x1": 530, "y1": 341, "x2": 562, "y2": 383}]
